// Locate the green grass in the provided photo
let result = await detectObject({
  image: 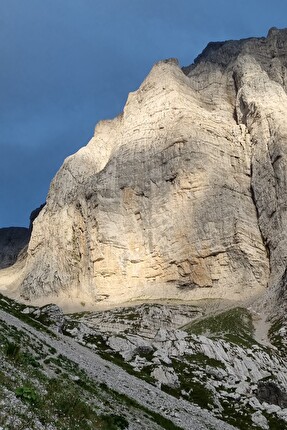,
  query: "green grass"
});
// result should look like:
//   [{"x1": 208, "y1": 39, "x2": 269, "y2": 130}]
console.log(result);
[
  {"x1": 186, "y1": 307, "x2": 255, "y2": 348},
  {"x1": 168, "y1": 358, "x2": 215, "y2": 410},
  {"x1": 0, "y1": 293, "x2": 57, "y2": 336},
  {"x1": 185, "y1": 352, "x2": 226, "y2": 369},
  {"x1": 15, "y1": 385, "x2": 39, "y2": 405},
  {"x1": 263, "y1": 412, "x2": 287, "y2": 430},
  {"x1": 4, "y1": 341, "x2": 21, "y2": 361},
  {"x1": 220, "y1": 399, "x2": 256, "y2": 429}
]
